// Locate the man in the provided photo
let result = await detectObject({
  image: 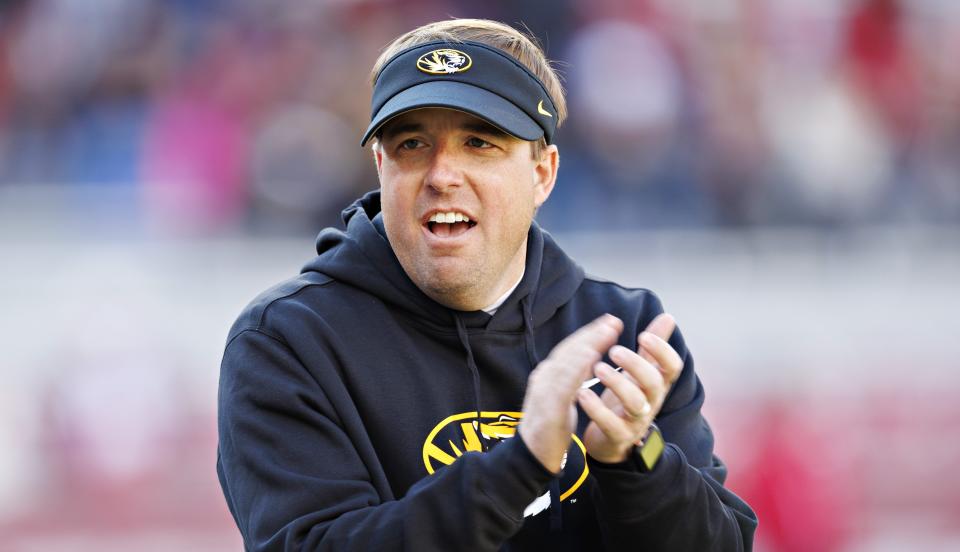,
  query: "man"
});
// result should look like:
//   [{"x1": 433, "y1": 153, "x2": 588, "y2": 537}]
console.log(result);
[{"x1": 217, "y1": 19, "x2": 757, "y2": 551}]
